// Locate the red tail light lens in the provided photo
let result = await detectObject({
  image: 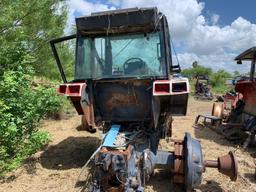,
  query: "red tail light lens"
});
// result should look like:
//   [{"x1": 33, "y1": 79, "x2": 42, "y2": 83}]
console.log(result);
[
  {"x1": 154, "y1": 83, "x2": 170, "y2": 93},
  {"x1": 58, "y1": 83, "x2": 85, "y2": 96},
  {"x1": 68, "y1": 85, "x2": 80, "y2": 94},
  {"x1": 58, "y1": 85, "x2": 67, "y2": 94}
]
